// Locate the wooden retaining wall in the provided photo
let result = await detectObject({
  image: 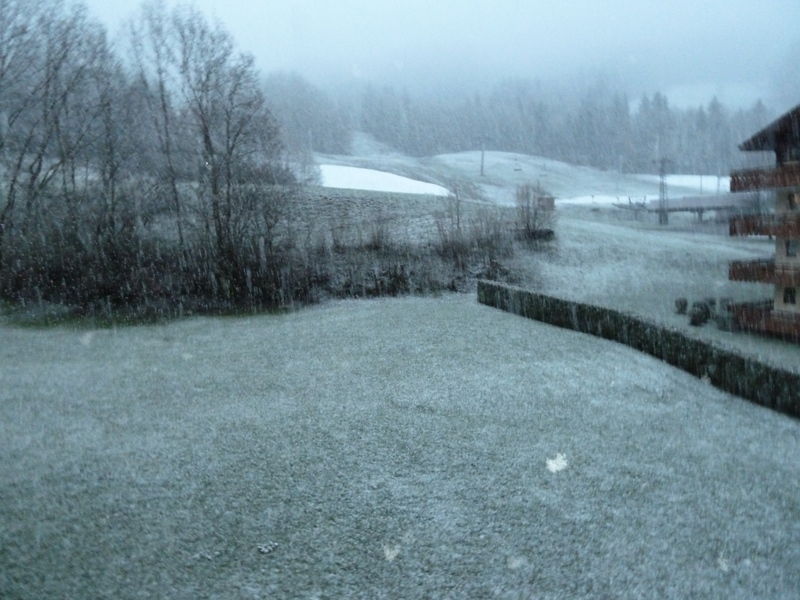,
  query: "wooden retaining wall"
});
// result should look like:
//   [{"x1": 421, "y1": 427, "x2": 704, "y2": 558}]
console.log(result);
[{"x1": 477, "y1": 280, "x2": 800, "y2": 419}]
